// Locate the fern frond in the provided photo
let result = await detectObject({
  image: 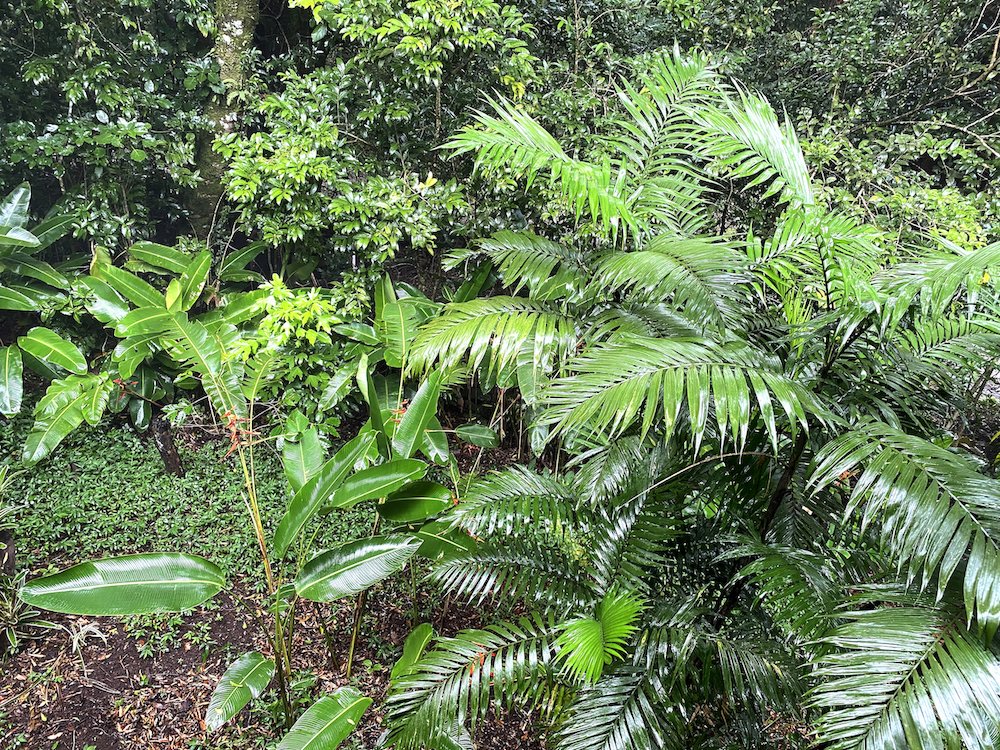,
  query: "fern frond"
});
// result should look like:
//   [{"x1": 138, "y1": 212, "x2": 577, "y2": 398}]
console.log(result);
[
  {"x1": 810, "y1": 419, "x2": 1000, "y2": 634},
  {"x1": 810, "y1": 606, "x2": 1000, "y2": 750}
]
